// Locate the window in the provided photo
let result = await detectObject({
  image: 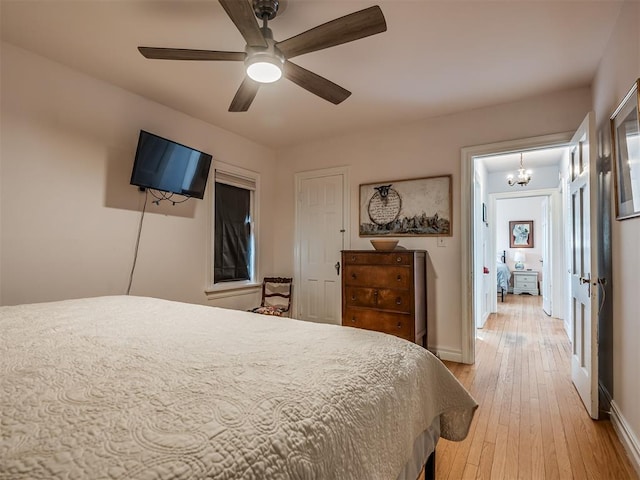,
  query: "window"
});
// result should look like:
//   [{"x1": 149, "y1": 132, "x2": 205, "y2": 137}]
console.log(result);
[
  {"x1": 215, "y1": 183, "x2": 251, "y2": 282},
  {"x1": 209, "y1": 163, "x2": 259, "y2": 293}
]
